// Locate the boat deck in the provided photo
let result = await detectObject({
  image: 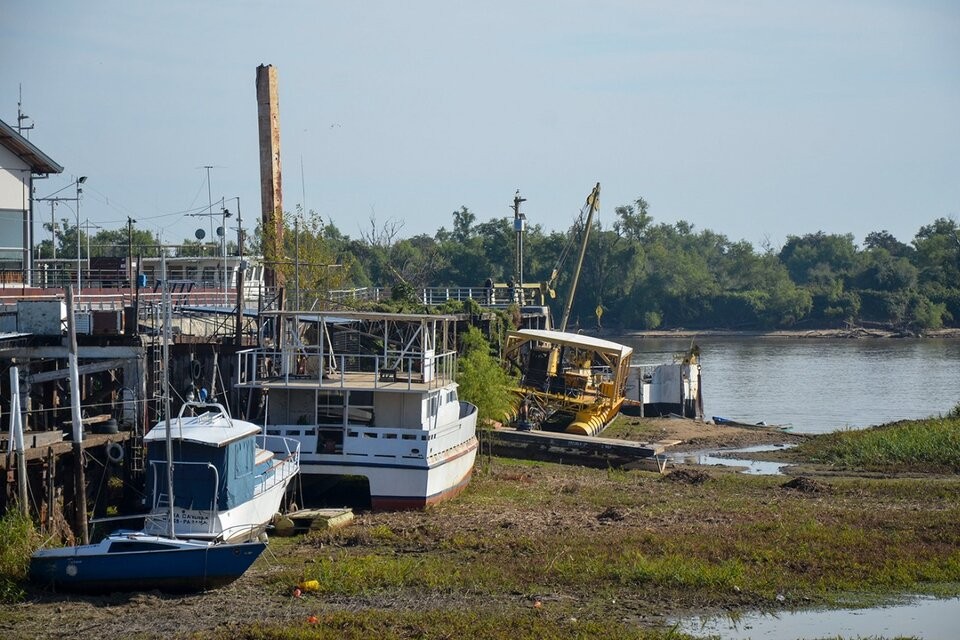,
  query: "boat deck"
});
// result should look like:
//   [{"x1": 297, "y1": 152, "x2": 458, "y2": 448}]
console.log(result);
[{"x1": 236, "y1": 371, "x2": 456, "y2": 393}]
